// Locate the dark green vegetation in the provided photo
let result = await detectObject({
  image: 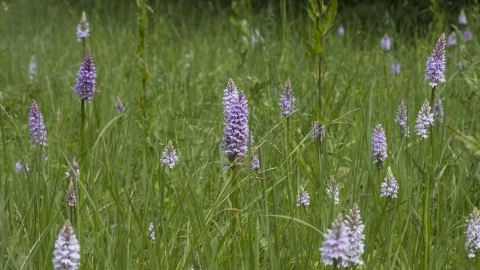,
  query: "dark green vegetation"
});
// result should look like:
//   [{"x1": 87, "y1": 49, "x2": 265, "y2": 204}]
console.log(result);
[{"x1": 1, "y1": 0, "x2": 480, "y2": 268}]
